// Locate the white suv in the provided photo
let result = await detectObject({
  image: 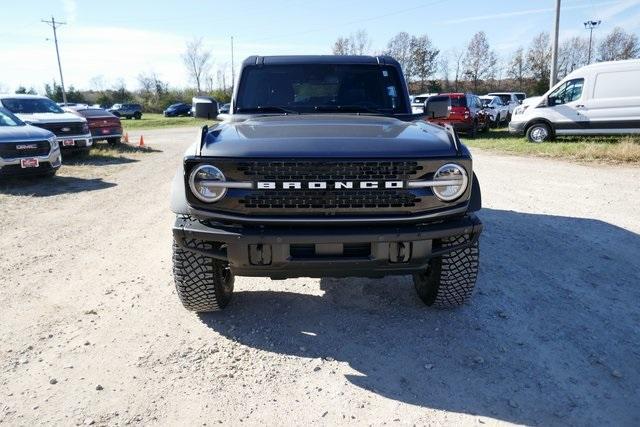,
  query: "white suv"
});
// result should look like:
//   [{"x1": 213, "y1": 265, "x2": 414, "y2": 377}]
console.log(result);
[{"x1": 487, "y1": 92, "x2": 526, "y2": 119}]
